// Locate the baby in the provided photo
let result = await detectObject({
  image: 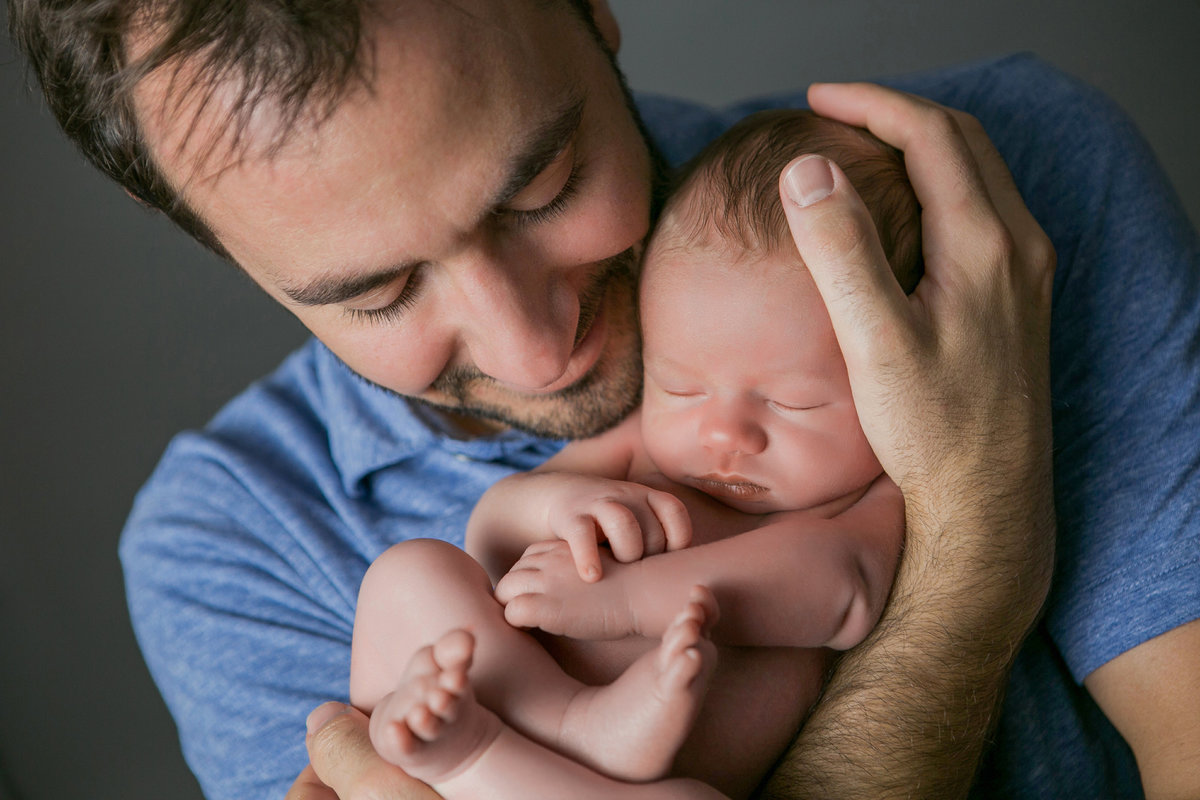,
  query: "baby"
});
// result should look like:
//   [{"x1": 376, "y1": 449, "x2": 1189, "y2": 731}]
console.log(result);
[{"x1": 349, "y1": 109, "x2": 922, "y2": 799}]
